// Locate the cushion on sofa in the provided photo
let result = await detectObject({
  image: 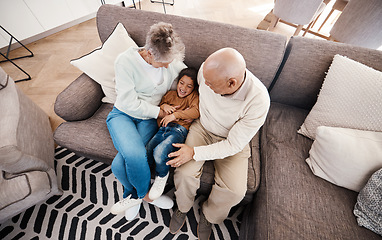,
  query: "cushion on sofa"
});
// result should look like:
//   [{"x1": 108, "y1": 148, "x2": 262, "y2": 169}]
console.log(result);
[
  {"x1": 0, "y1": 168, "x2": 59, "y2": 223},
  {"x1": 354, "y1": 168, "x2": 382, "y2": 236},
  {"x1": 241, "y1": 102, "x2": 381, "y2": 240},
  {"x1": 306, "y1": 126, "x2": 382, "y2": 192},
  {"x1": 54, "y1": 104, "x2": 116, "y2": 164},
  {"x1": 70, "y1": 23, "x2": 137, "y2": 104},
  {"x1": 0, "y1": 172, "x2": 30, "y2": 210},
  {"x1": 0, "y1": 170, "x2": 51, "y2": 210},
  {"x1": 298, "y1": 55, "x2": 382, "y2": 140}
]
